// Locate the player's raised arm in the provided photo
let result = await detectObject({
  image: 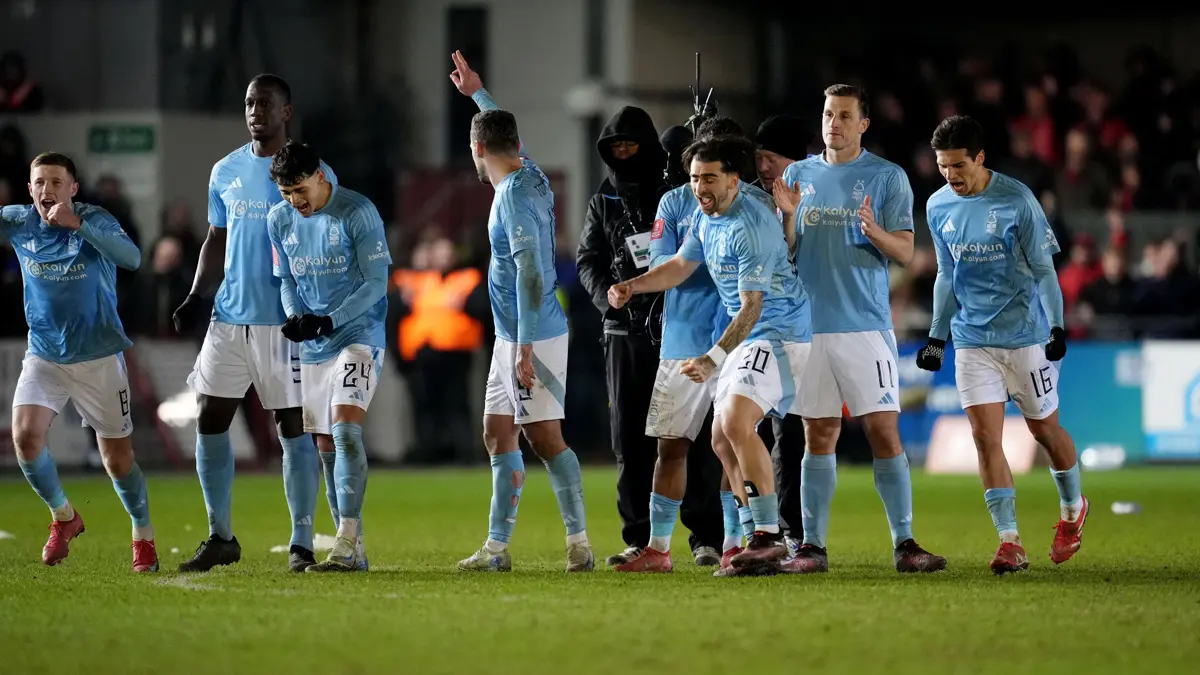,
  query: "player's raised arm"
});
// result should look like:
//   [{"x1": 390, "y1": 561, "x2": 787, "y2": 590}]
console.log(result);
[
  {"x1": 450, "y1": 50, "x2": 527, "y2": 156},
  {"x1": 1016, "y1": 188, "x2": 1066, "y2": 360},
  {"x1": 859, "y1": 170, "x2": 916, "y2": 266},
  {"x1": 53, "y1": 205, "x2": 141, "y2": 271},
  {"x1": 773, "y1": 168, "x2": 803, "y2": 254},
  {"x1": 328, "y1": 203, "x2": 392, "y2": 330}
]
